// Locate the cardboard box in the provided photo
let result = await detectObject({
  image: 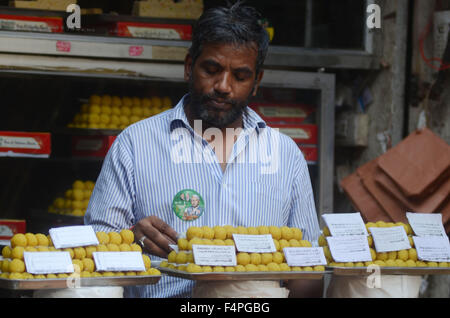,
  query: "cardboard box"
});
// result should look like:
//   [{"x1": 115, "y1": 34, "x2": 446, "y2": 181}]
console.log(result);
[
  {"x1": 298, "y1": 145, "x2": 318, "y2": 164},
  {"x1": 132, "y1": 0, "x2": 203, "y2": 19},
  {"x1": 0, "y1": 14, "x2": 63, "y2": 33},
  {"x1": 249, "y1": 102, "x2": 315, "y2": 125},
  {"x1": 113, "y1": 21, "x2": 192, "y2": 40},
  {"x1": 0, "y1": 219, "x2": 26, "y2": 240},
  {"x1": 274, "y1": 124, "x2": 318, "y2": 145},
  {"x1": 71, "y1": 135, "x2": 116, "y2": 157},
  {"x1": 341, "y1": 129, "x2": 450, "y2": 225},
  {"x1": 340, "y1": 172, "x2": 392, "y2": 223},
  {"x1": 9, "y1": 0, "x2": 76, "y2": 11},
  {"x1": 439, "y1": 199, "x2": 450, "y2": 226},
  {"x1": 375, "y1": 165, "x2": 450, "y2": 220},
  {"x1": 377, "y1": 128, "x2": 450, "y2": 199},
  {"x1": 357, "y1": 159, "x2": 408, "y2": 223},
  {"x1": 0, "y1": 131, "x2": 51, "y2": 158}
]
